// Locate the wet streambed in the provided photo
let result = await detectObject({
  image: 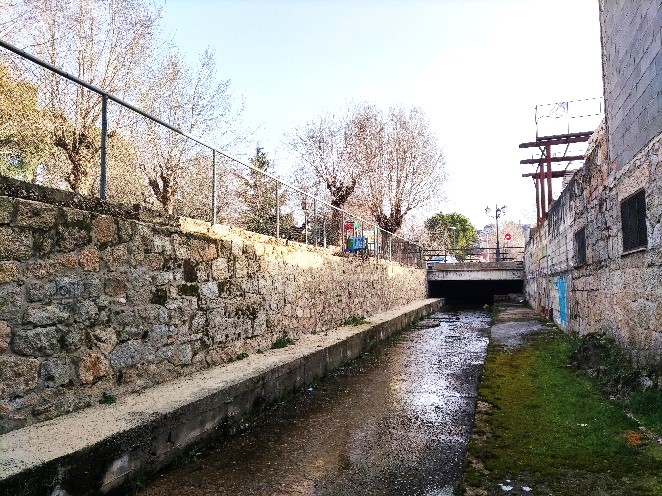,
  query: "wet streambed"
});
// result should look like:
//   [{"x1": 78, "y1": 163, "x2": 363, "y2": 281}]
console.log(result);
[{"x1": 139, "y1": 309, "x2": 490, "y2": 496}]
